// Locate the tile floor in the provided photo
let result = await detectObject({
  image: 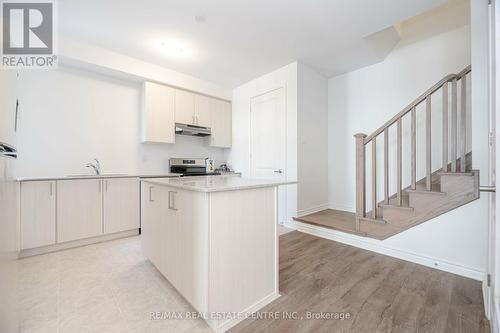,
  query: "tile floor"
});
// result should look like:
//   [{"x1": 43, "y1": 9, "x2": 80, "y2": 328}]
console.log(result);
[{"x1": 16, "y1": 236, "x2": 211, "y2": 333}]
